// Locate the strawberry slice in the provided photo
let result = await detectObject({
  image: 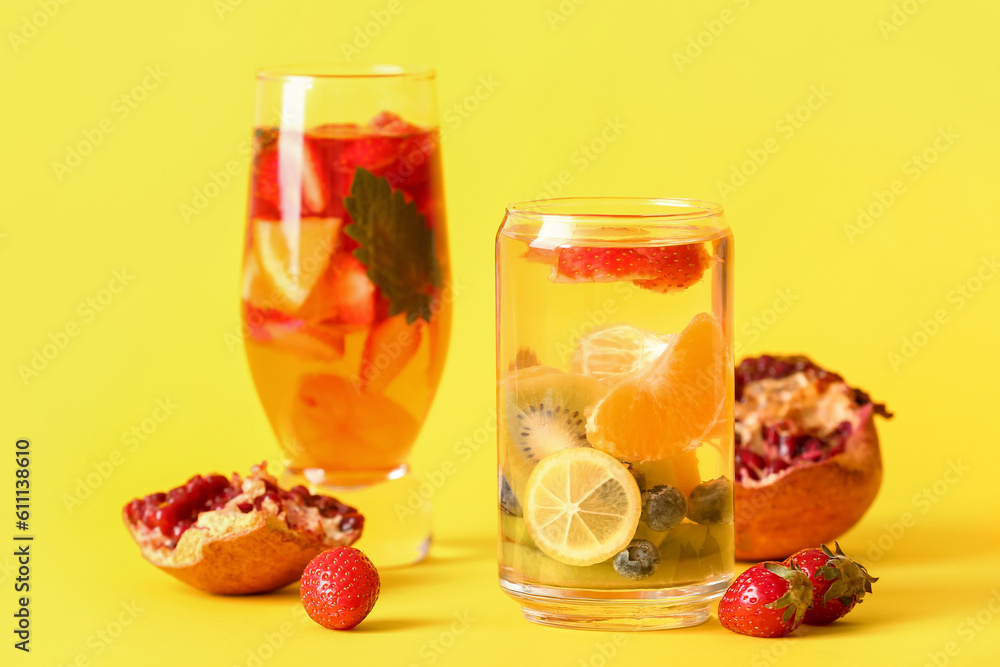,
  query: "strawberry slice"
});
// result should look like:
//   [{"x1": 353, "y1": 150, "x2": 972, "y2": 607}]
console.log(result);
[
  {"x1": 328, "y1": 252, "x2": 376, "y2": 327},
  {"x1": 297, "y1": 251, "x2": 376, "y2": 327},
  {"x1": 243, "y1": 303, "x2": 294, "y2": 342},
  {"x1": 252, "y1": 134, "x2": 328, "y2": 219},
  {"x1": 550, "y1": 243, "x2": 710, "y2": 293},
  {"x1": 632, "y1": 243, "x2": 711, "y2": 294},
  {"x1": 553, "y1": 247, "x2": 652, "y2": 282},
  {"x1": 367, "y1": 110, "x2": 421, "y2": 135},
  {"x1": 358, "y1": 314, "x2": 422, "y2": 393},
  {"x1": 242, "y1": 303, "x2": 345, "y2": 359}
]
